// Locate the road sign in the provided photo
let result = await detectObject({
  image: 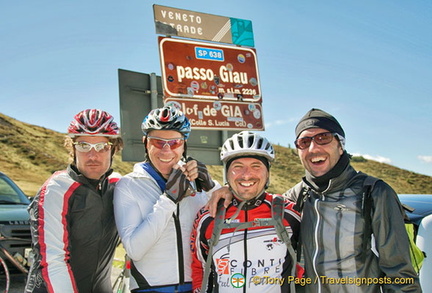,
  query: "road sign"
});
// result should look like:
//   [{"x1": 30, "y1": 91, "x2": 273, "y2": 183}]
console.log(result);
[
  {"x1": 158, "y1": 37, "x2": 264, "y2": 131},
  {"x1": 164, "y1": 98, "x2": 264, "y2": 131},
  {"x1": 153, "y1": 4, "x2": 254, "y2": 47},
  {"x1": 159, "y1": 37, "x2": 261, "y2": 101}
]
